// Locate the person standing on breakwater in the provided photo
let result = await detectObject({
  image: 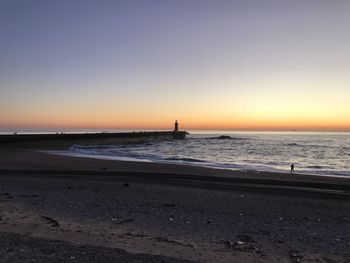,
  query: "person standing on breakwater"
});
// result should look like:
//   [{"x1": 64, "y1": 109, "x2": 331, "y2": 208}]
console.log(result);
[{"x1": 291, "y1": 163, "x2": 295, "y2": 173}]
